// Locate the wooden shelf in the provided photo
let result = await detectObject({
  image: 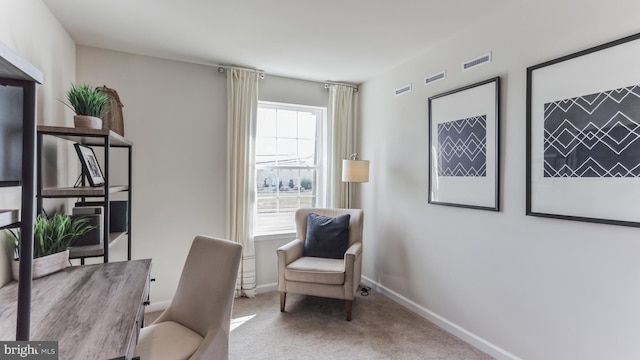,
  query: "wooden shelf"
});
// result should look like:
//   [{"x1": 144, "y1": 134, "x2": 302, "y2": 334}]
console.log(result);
[
  {"x1": 69, "y1": 232, "x2": 127, "y2": 259},
  {"x1": 0, "y1": 209, "x2": 20, "y2": 228},
  {"x1": 37, "y1": 125, "x2": 132, "y2": 147},
  {"x1": 0, "y1": 41, "x2": 43, "y2": 83},
  {"x1": 0, "y1": 222, "x2": 20, "y2": 230},
  {"x1": 37, "y1": 110, "x2": 133, "y2": 264},
  {"x1": 40, "y1": 185, "x2": 128, "y2": 198}
]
